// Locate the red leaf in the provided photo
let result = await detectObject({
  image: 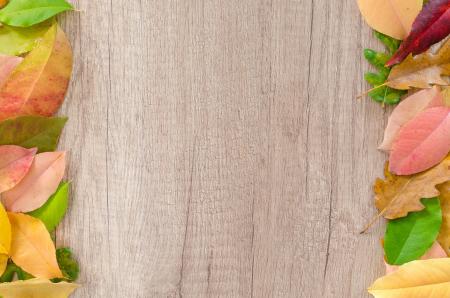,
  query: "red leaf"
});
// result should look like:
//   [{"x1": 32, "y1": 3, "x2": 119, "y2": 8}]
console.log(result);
[{"x1": 386, "y1": 0, "x2": 450, "y2": 67}]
